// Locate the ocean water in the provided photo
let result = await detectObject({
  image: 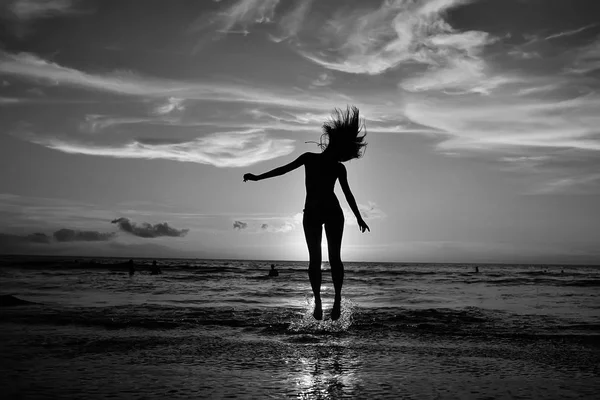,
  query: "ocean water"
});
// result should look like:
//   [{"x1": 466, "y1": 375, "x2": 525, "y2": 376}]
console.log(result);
[{"x1": 1, "y1": 255, "x2": 599, "y2": 399}]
